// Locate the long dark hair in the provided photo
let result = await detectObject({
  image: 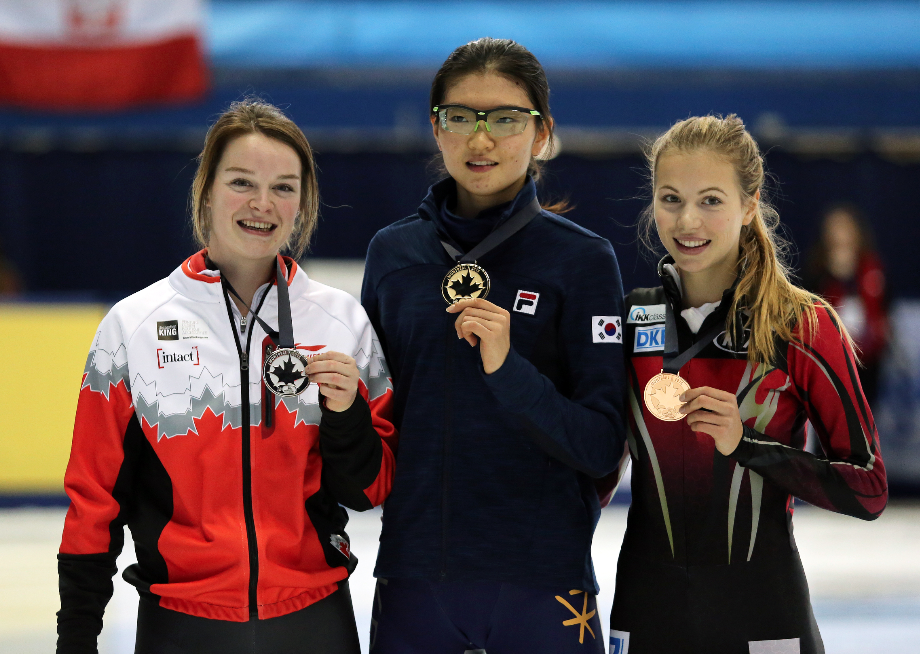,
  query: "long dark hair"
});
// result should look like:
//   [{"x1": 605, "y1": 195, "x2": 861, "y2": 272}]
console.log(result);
[{"x1": 430, "y1": 37, "x2": 568, "y2": 212}]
